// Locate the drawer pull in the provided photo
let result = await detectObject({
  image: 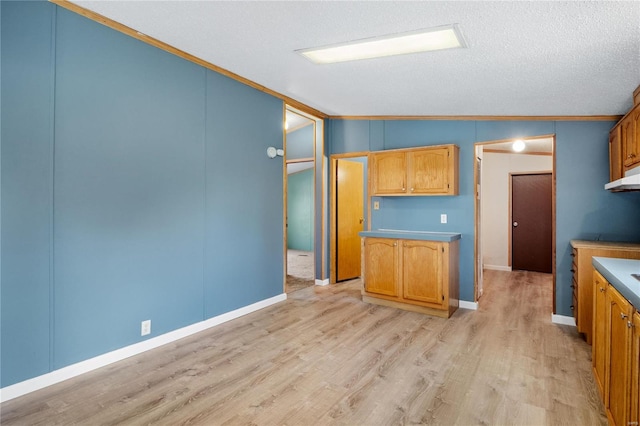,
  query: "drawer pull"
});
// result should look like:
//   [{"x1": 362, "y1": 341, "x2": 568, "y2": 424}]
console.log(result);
[
  {"x1": 570, "y1": 253, "x2": 575, "y2": 257},
  {"x1": 570, "y1": 284, "x2": 575, "y2": 289},
  {"x1": 570, "y1": 305, "x2": 575, "y2": 310},
  {"x1": 570, "y1": 269, "x2": 575, "y2": 273}
]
